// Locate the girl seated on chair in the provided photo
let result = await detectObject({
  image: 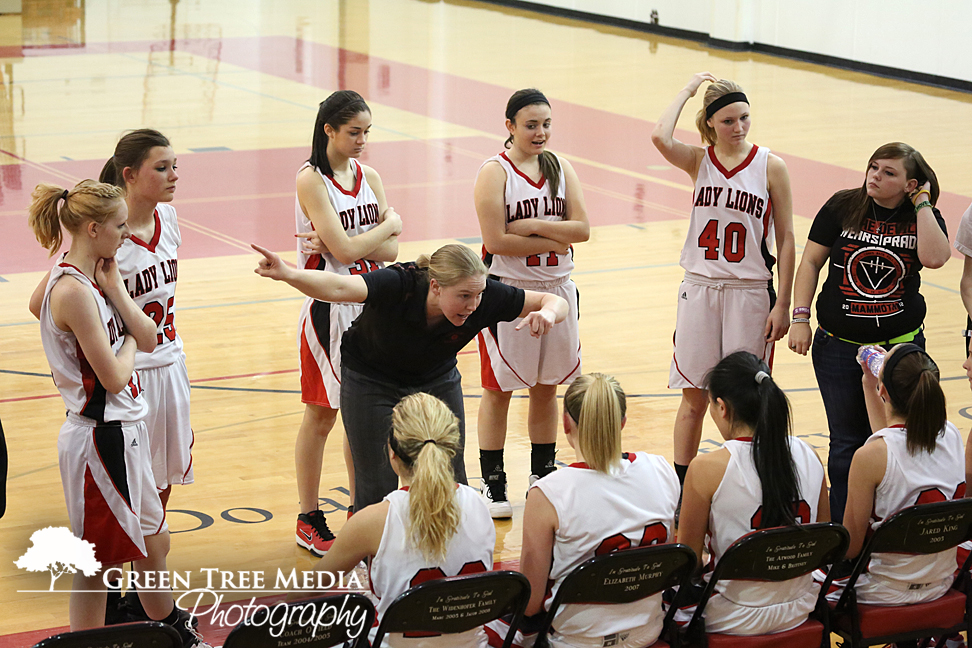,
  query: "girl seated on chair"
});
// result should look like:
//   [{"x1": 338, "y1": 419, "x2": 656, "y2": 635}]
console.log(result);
[
  {"x1": 309, "y1": 392, "x2": 496, "y2": 648},
  {"x1": 835, "y1": 344, "x2": 965, "y2": 605},
  {"x1": 677, "y1": 351, "x2": 829, "y2": 635},
  {"x1": 491, "y1": 373, "x2": 680, "y2": 648}
]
